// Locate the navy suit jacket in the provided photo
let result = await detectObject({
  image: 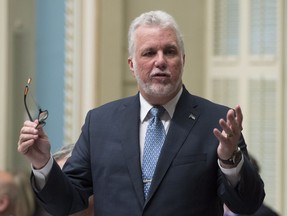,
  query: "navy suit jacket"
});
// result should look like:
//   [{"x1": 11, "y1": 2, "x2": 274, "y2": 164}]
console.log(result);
[
  {"x1": 37, "y1": 87, "x2": 265, "y2": 215},
  {"x1": 238, "y1": 204, "x2": 279, "y2": 216}
]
